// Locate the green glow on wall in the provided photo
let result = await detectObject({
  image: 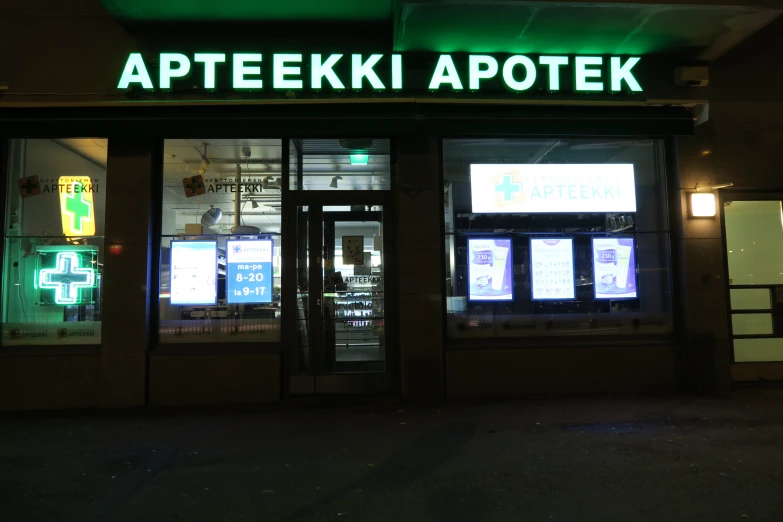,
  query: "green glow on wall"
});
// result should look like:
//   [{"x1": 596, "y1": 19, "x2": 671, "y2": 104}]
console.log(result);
[
  {"x1": 349, "y1": 154, "x2": 369, "y2": 165},
  {"x1": 468, "y1": 55, "x2": 498, "y2": 90},
  {"x1": 351, "y1": 54, "x2": 385, "y2": 89},
  {"x1": 273, "y1": 54, "x2": 303, "y2": 89},
  {"x1": 610, "y1": 56, "x2": 642, "y2": 92},
  {"x1": 233, "y1": 53, "x2": 263, "y2": 89},
  {"x1": 502, "y1": 55, "x2": 536, "y2": 91},
  {"x1": 538, "y1": 56, "x2": 569, "y2": 90},
  {"x1": 159, "y1": 53, "x2": 191, "y2": 89},
  {"x1": 36, "y1": 251, "x2": 98, "y2": 306},
  {"x1": 117, "y1": 53, "x2": 153, "y2": 89},
  {"x1": 194, "y1": 53, "x2": 226, "y2": 89},
  {"x1": 429, "y1": 55, "x2": 463, "y2": 91},
  {"x1": 575, "y1": 56, "x2": 604, "y2": 91},
  {"x1": 312, "y1": 54, "x2": 345, "y2": 89}
]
